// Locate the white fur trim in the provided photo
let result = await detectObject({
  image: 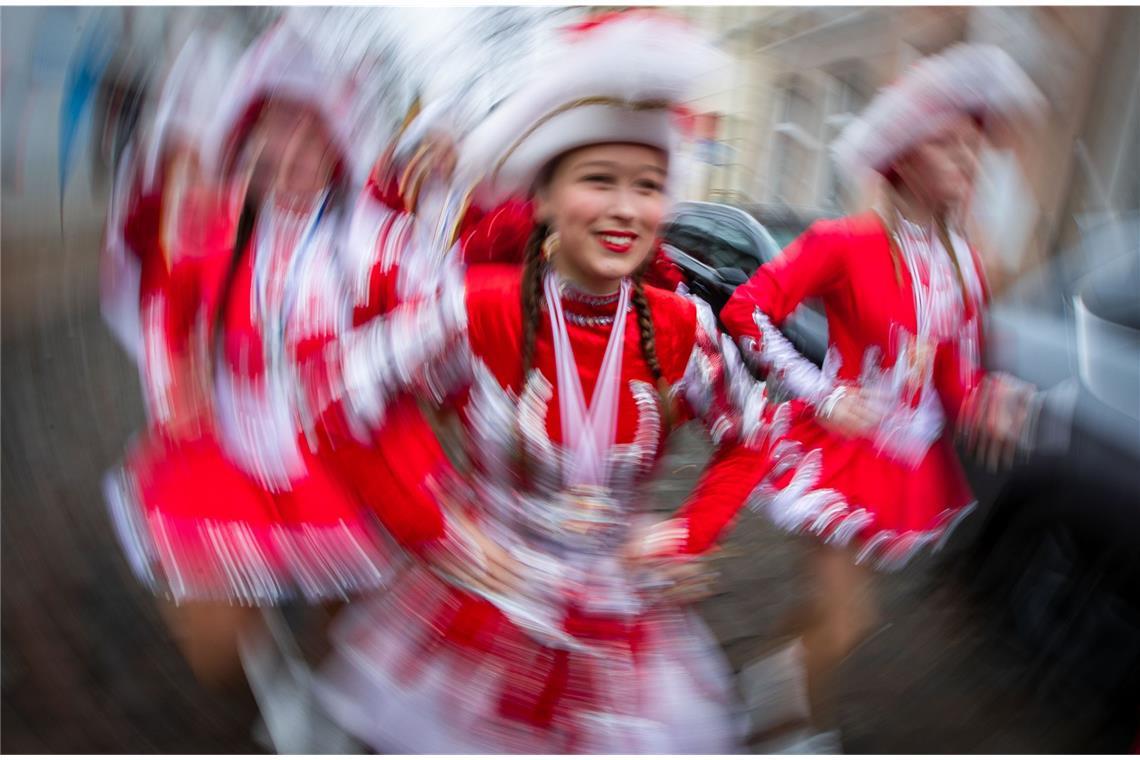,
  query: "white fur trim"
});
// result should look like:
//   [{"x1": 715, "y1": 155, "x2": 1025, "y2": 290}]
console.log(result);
[
  {"x1": 832, "y1": 43, "x2": 1045, "y2": 182},
  {"x1": 201, "y1": 22, "x2": 362, "y2": 184},
  {"x1": 473, "y1": 105, "x2": 677, "y2": 208},
  {"x1": 742, "y1": 309, "x2": 834, "y2": 407},
  {"x1": 455, "y1": 12, "x2": 728, "y2": 208}
]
